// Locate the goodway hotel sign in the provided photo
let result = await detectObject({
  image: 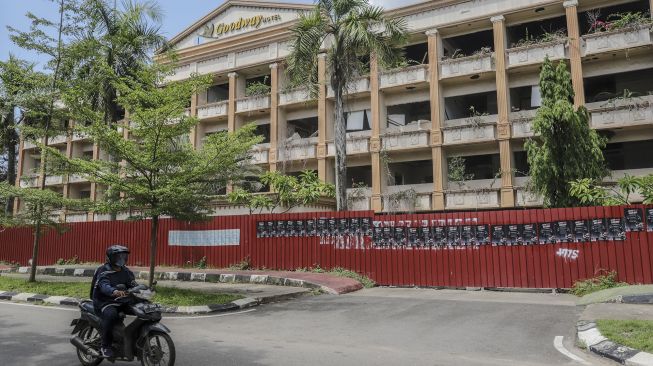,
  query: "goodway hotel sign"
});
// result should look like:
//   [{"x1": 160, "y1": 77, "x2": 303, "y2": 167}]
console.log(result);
[{"x1": 198, "y1": 14, "x2": 282, "y2": 38}]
